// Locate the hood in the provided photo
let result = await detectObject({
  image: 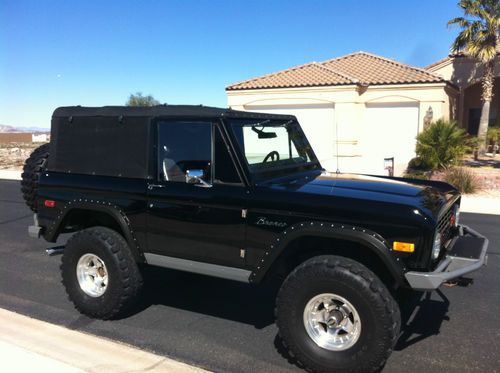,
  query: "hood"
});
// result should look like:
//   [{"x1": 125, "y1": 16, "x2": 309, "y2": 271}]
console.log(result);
[{"x1": 261, "y1": 171, "x2": 459, "y2": 220}]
